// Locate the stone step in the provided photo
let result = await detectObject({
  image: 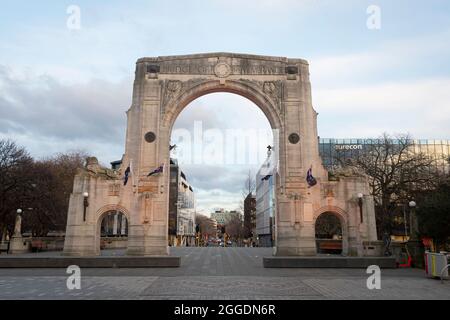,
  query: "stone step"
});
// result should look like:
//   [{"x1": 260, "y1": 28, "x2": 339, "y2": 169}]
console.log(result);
[
  {"x1": 263, "y1": 256, "x2": 397, "y2": 268},
  {"x1": 0, "y1": 256, "x2": 180, "y2": 268}
]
